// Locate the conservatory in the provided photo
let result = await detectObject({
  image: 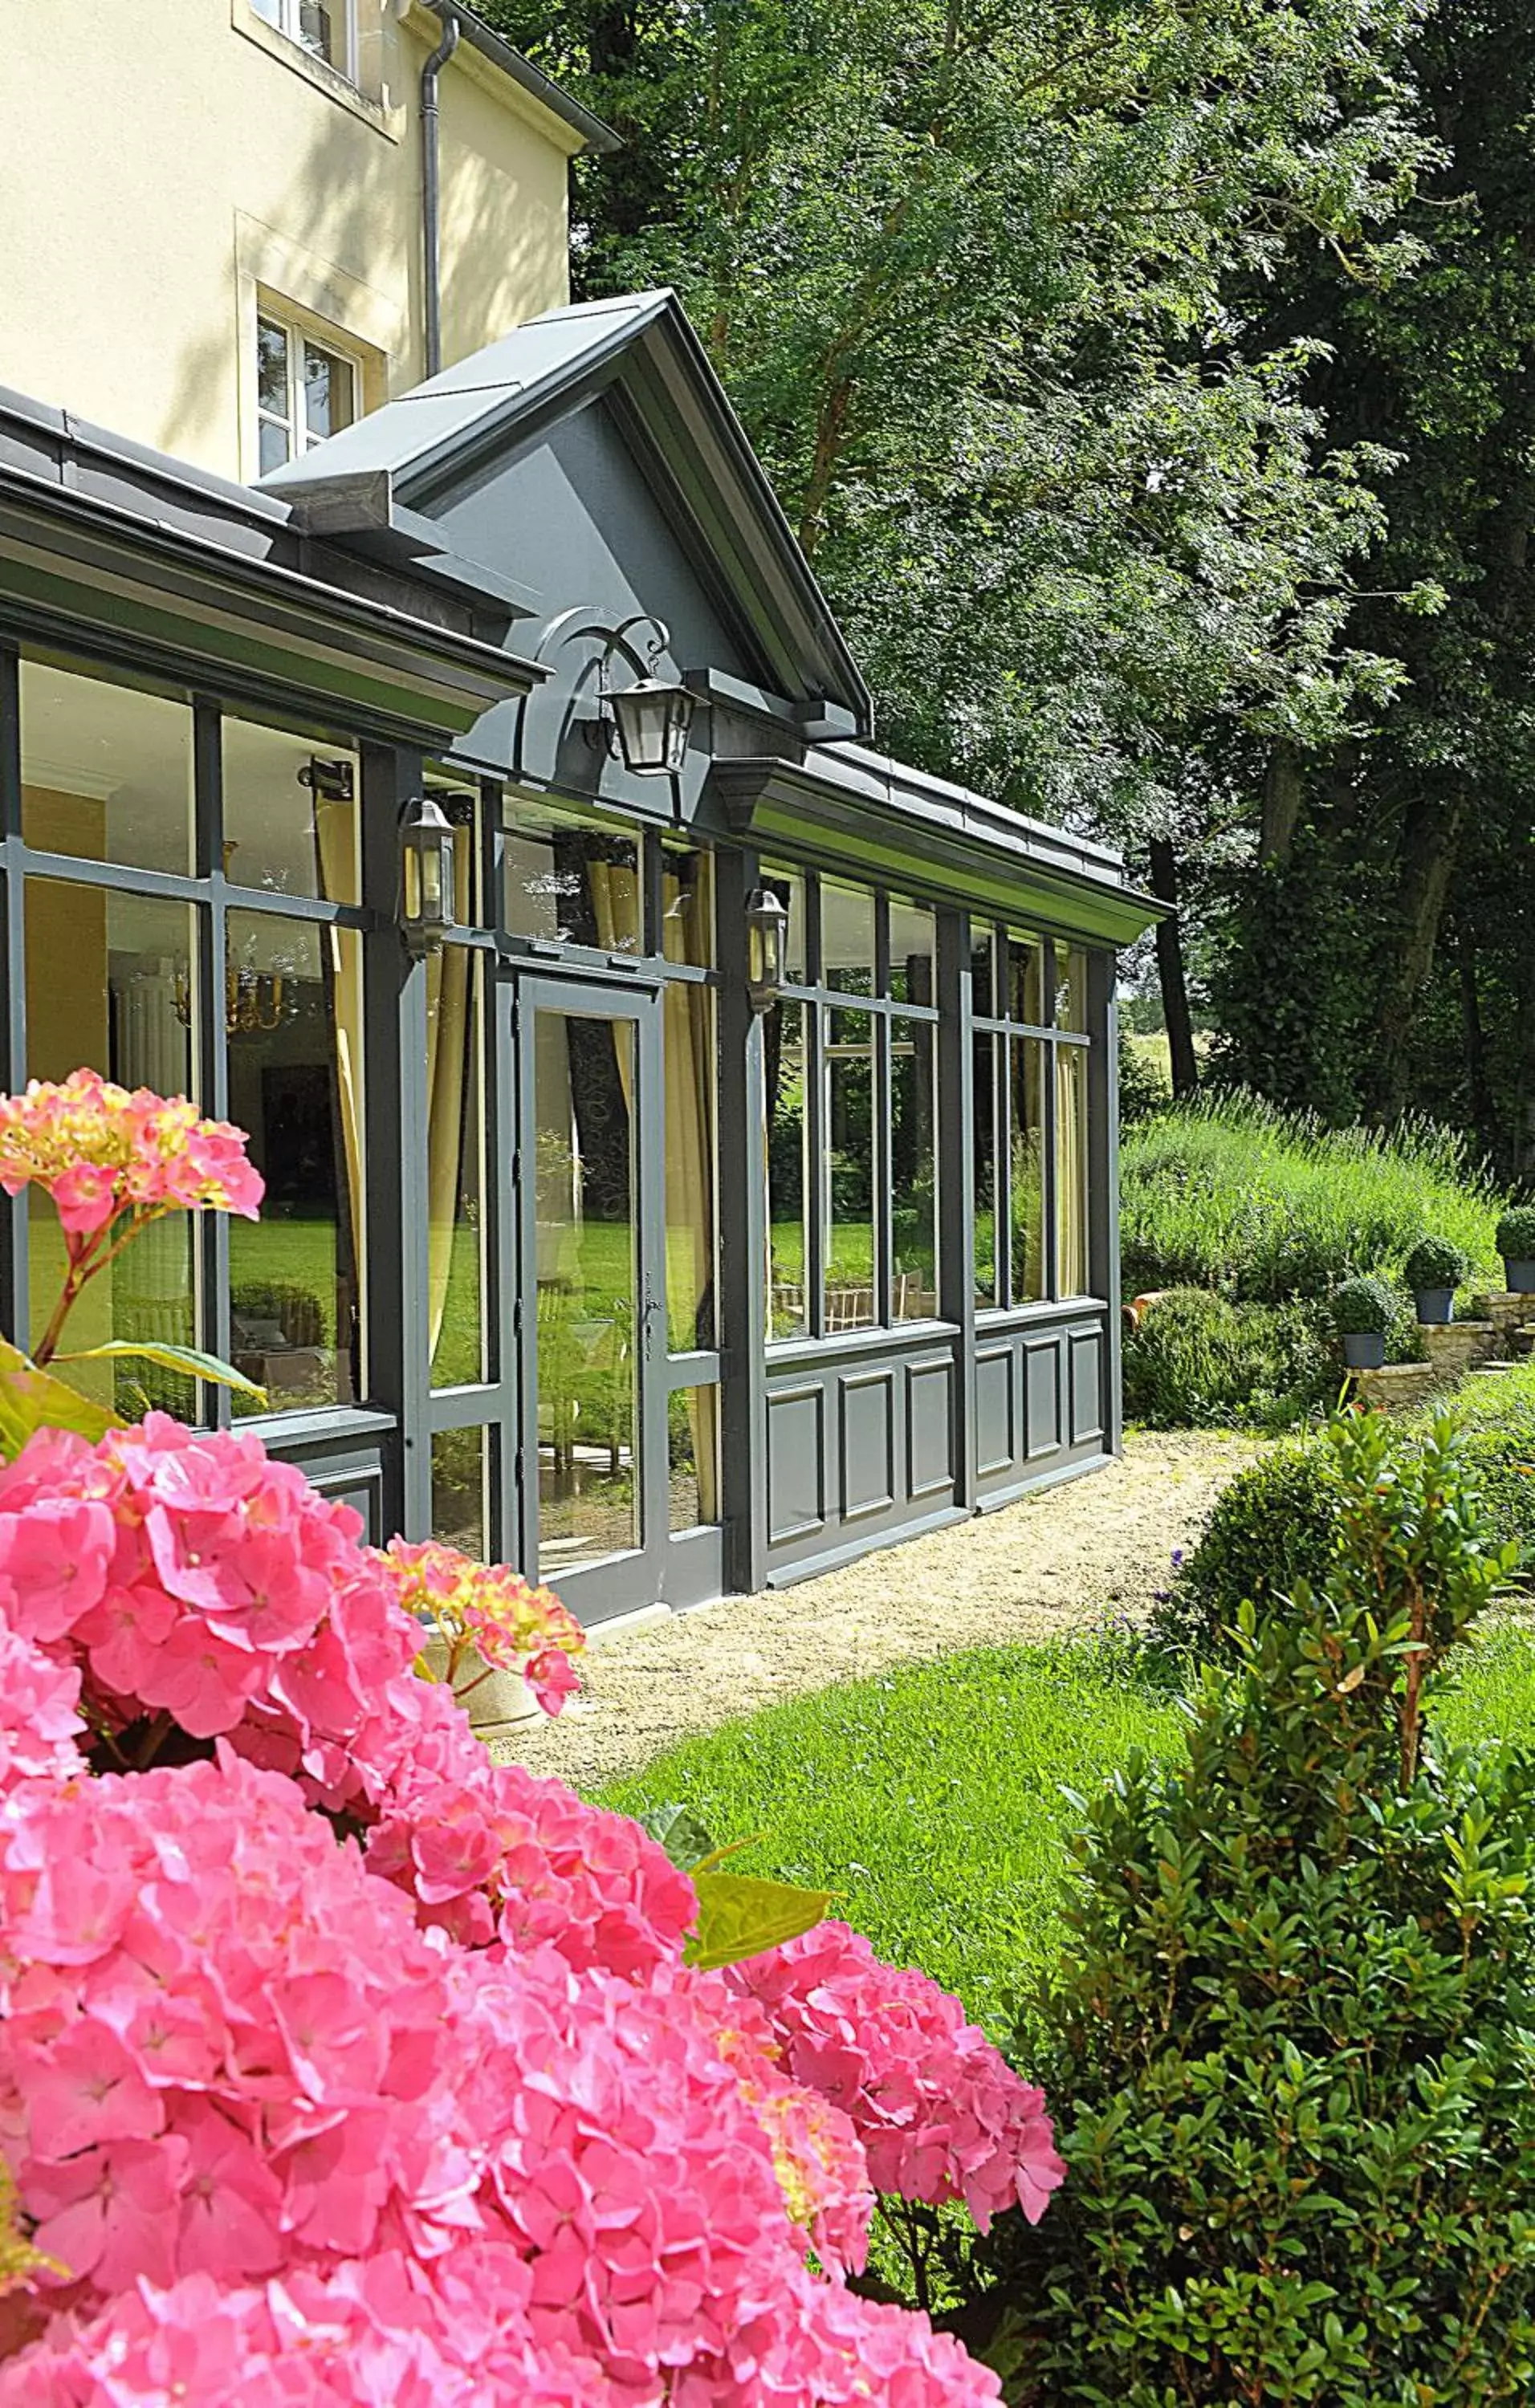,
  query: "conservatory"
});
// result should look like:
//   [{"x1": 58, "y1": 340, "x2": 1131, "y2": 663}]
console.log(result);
[{"x1": 0, "y1": 292, "x2": 1158, "y2": 1629}]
